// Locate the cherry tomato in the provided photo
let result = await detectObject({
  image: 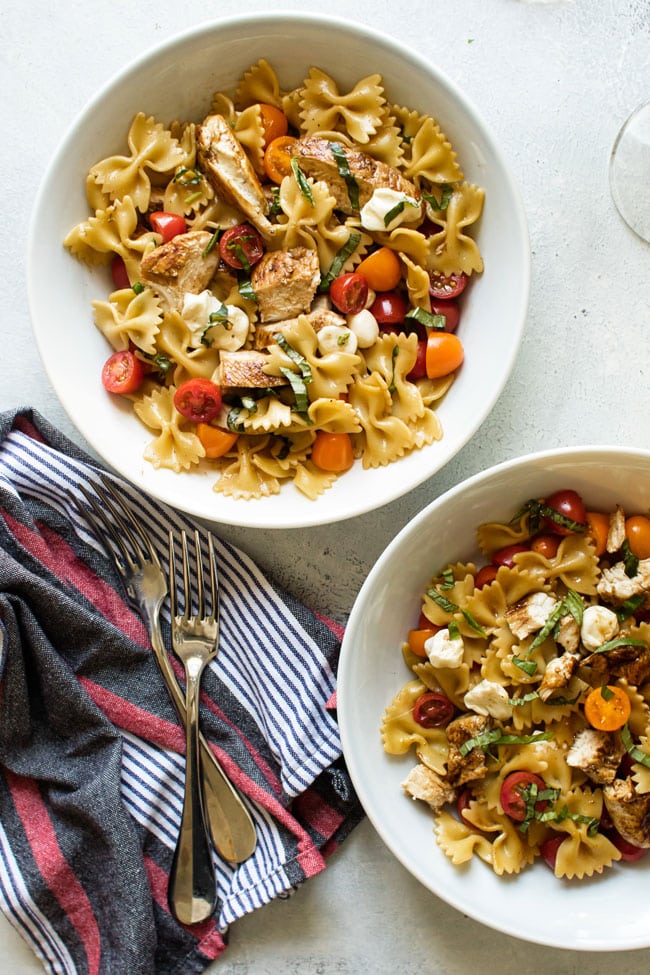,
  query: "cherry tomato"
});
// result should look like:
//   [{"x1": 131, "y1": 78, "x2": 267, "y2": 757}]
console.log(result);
[
  {"x1": 149, "y1": 211, "x2": 187, "y2": 242},
  {"x1": 491, "y1": 543, "x2": 529, "y2": 568},
  {"x1": 540, "y1": 834, "x2": 565, "y2": 871},
  {"x1": 263, "y1": 135, "x2": 297, "y2": 184},
  {"x1": 369, "y1": 291, "x2": 408, "y2": 324},
  {"x1": 542, "y1": 489, "x2": 587, "y2": 536},
  {"x1": 196, "y1": 423, "x2": 239, "y2": 459},
  {"x1": 256, "y1": 103, "x2": 288, "y2": 147},
  {"x1": 329, "y1": 272, "x2": 369, "y2": 315},
  {"x1": 456, "y1": 788, "x2": 475, "y2": 826},
  {"x1": 406, "y1": 339, "x2": 428, "y2": 381},
  {"x1": 500, "y1": 771, "x2": 548, "y2": 822},
  {"x1": 111, "y1": 254, "x2": 130, "y2": 290},
  {"x1": 607, "y1": 830, "x2": 649, "y2": 862},
  {"x1": 475, "y1": 564, "x2": 499, "y2": 588},
  {"x1": 101, "y1": 350, "x2": 144, "y2": 395},
  {"x1": 430, "y1": 299, "x2": 460, "y2": 333},
  {"x1": 586, "y1": 510, "x2": 609, "y2": 557},
  {"x1": 530, "y1": 533, "x2": 561, "y2": 559},
  {"x1": 311, "y1": 431, "x2": 354, "y2": 473},
  {"x1": 407, "y1": 627, "x2": 439, "y2": 657},
  {"x1": 584, "y1": 684, "x2": 631, "y2": 732},
  {"x1": 425, "y1": 331, "x2": 464, "y2": 379},
  {"x1": 173, "y1": 378, "x2": 222, "y2": 423},
  {"x1": 355, "y1": 247, "x2": 402, "y2": 291},
  {"x1": 219, "y1": 223, "x2": 265, "y2": 271},
  {"x1": 625, "y1": 515, "x2": 650, "y2": 559},
  {"x1": 412, "y1": 691, "x2": 455, "y2": 728},
  {"x1": 428, "y1": 271, "x2": 467, "y2": 300}
]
